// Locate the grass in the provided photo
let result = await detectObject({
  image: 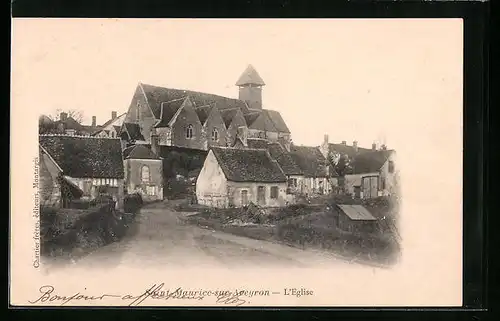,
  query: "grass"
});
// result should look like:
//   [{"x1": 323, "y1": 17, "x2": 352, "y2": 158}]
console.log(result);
[
  {"x1": 41, "y1": 197, "x2": 143, "y2": 260},
  {"x1": 182, "y1": 195, "x2": 401, "y2": 266}
]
